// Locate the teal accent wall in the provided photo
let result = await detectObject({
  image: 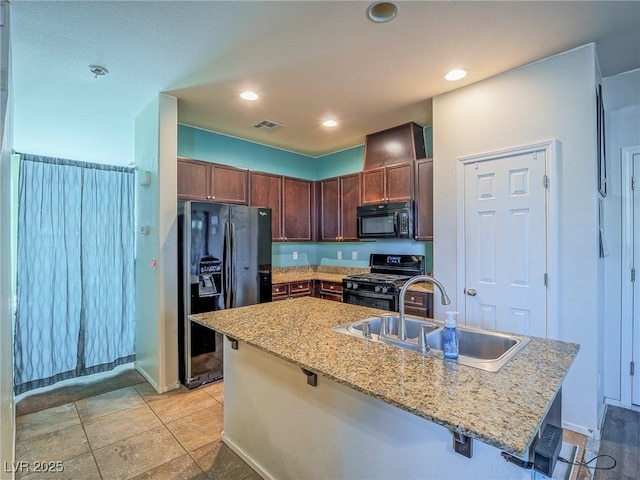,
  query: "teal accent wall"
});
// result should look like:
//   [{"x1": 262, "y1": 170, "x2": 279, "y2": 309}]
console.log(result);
[
  {"x1": 316, "y1": 145, "x2": 364, "y2": 179},
  {"x1": 274, "y1": 240, "x2": 432, "y2": 271},
  {"x1": 178, "y1": 124, "x2": 316, "y2": 180},
  {"x1": 272, "y1": 242, "x2": 318, "y2": 267}
]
